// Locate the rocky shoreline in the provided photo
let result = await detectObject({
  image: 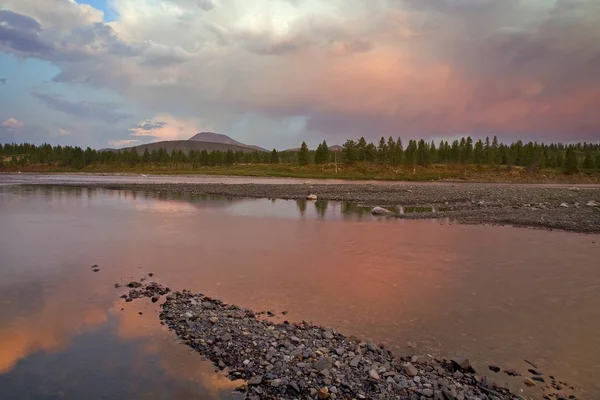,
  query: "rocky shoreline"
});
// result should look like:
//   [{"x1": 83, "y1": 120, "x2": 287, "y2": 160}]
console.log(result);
[
  {"x1": 36, "y1": 182, "x2": 600, "y2": 233},
  {"x1": 122, "y1": 281, "x2": 578, "y2": 400}
]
